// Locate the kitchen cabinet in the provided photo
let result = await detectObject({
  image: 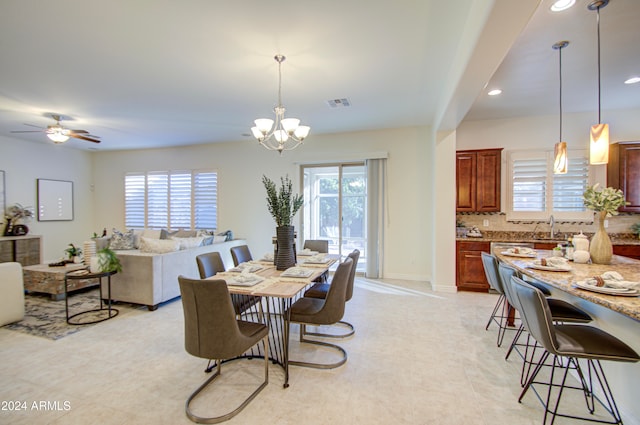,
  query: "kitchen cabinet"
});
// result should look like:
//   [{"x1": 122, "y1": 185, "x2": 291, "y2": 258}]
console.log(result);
[
  {"x1": 456, "y1": 148, "x2": 502, "y2": 212},
  {"x1": 608, "y1": 141, "x2": 640, "y2": 212},
  {"x1": 456, "y1": 240, "x2": 491, "y2": 292},
  {"x1": 0, "y1": 235, "x2": 41, "y2": 266},
  {"x1": 613, "y1": 245, "x2": 640, "y2": 260}
]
